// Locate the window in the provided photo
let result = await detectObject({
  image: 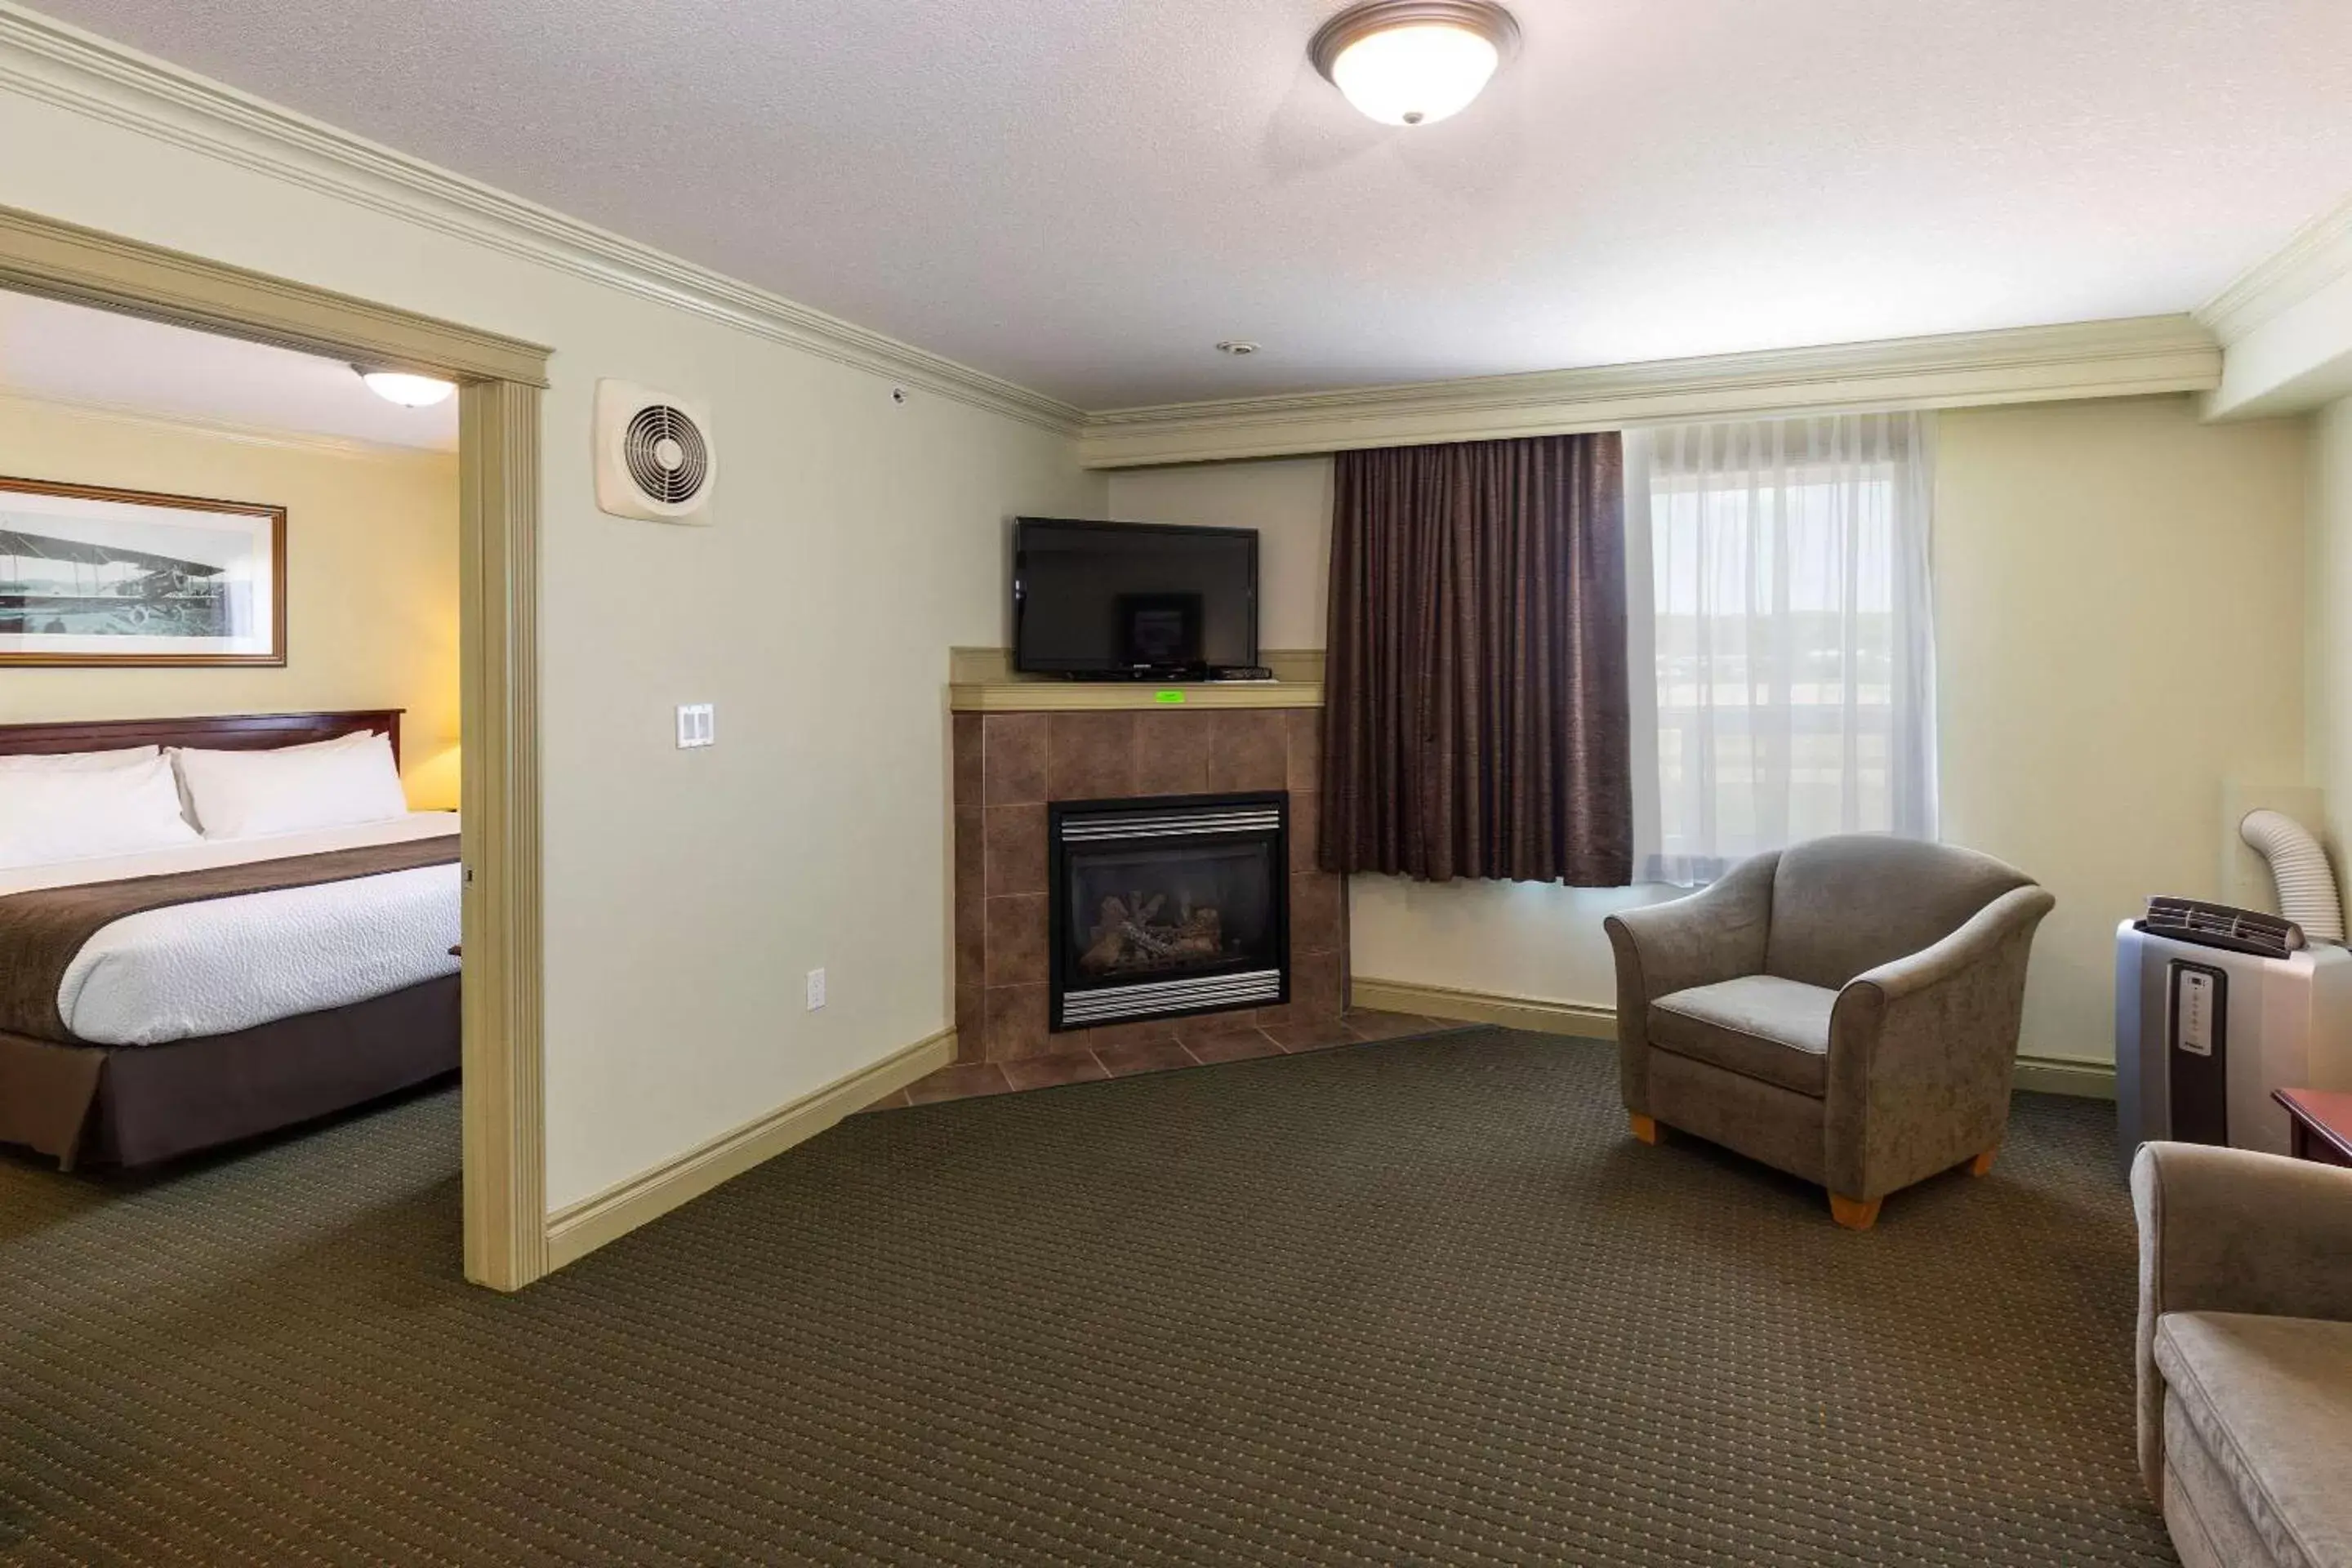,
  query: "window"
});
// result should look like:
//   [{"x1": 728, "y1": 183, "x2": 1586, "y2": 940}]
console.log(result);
[{"x1": 1626, "y1": 412, "x2": 1936, "y2": 885}]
